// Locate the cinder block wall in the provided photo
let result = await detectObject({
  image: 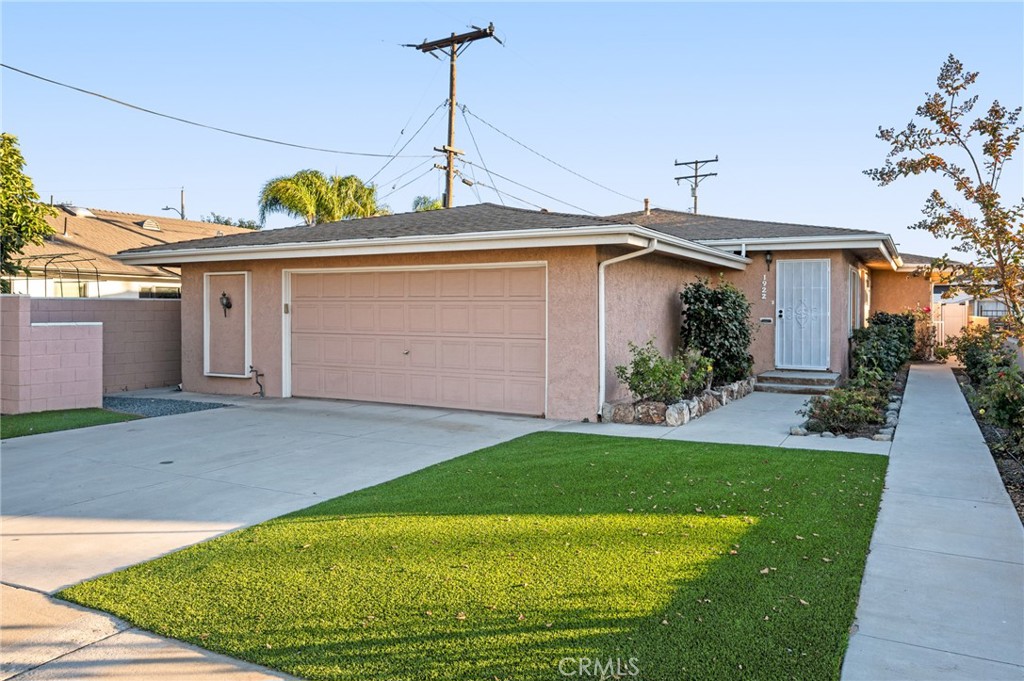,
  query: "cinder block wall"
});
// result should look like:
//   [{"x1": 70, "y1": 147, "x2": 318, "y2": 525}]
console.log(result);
[
  {"x1": 1, "y1": 295, "x2": 103, "y2": 414},
  {"x1": 29, "y1": 298, "x2": 182, "y2": 393}
]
